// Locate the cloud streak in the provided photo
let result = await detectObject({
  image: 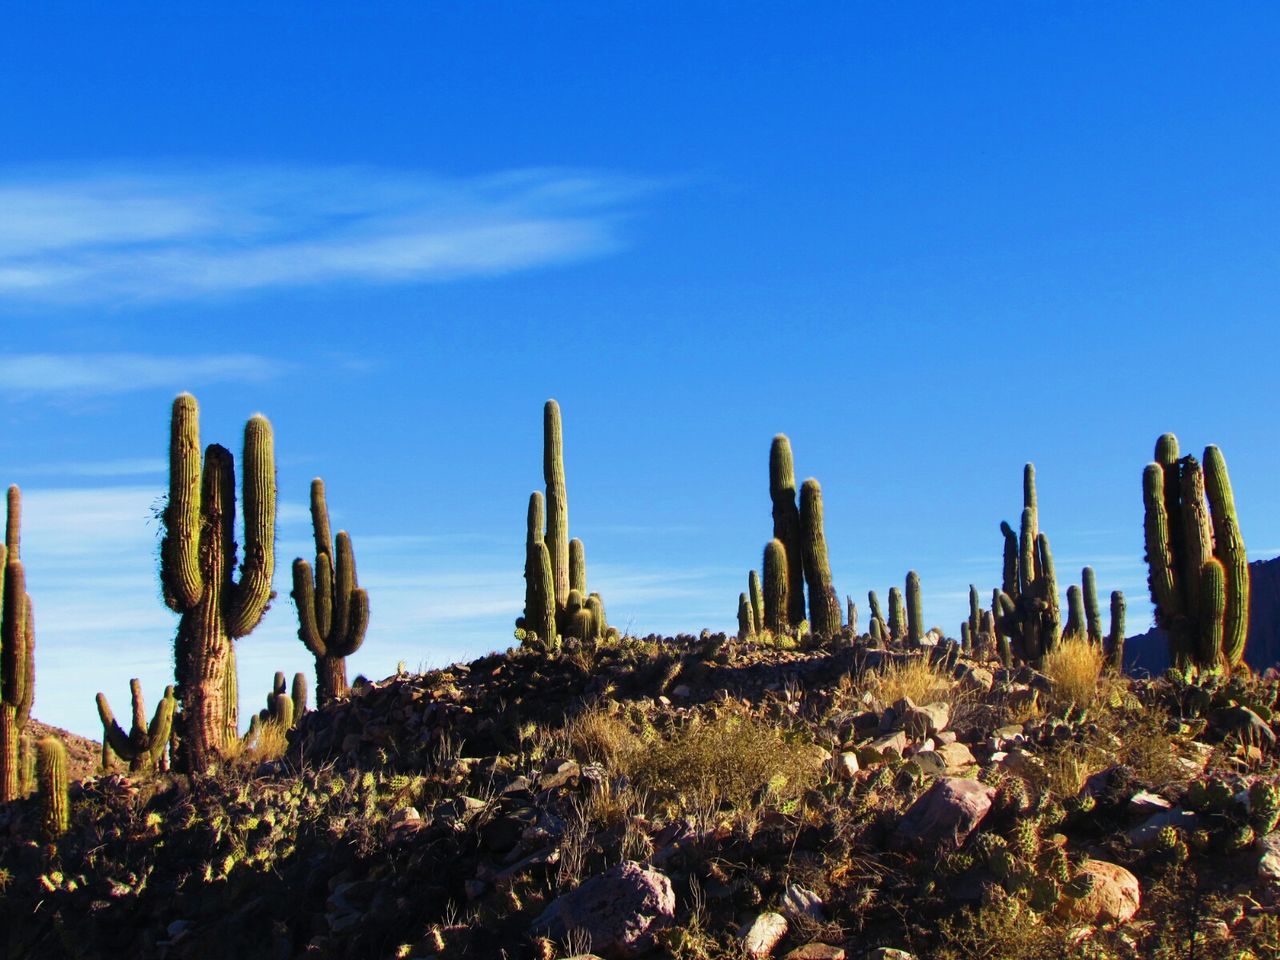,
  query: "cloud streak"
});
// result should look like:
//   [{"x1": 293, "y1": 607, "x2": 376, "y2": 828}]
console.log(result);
[
  {"x1": 0, "y1": 352, "x2": 281, "y2": 396},
  {"x1": 0, "y1": 164, "x2": 646, "y2": 302}
]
